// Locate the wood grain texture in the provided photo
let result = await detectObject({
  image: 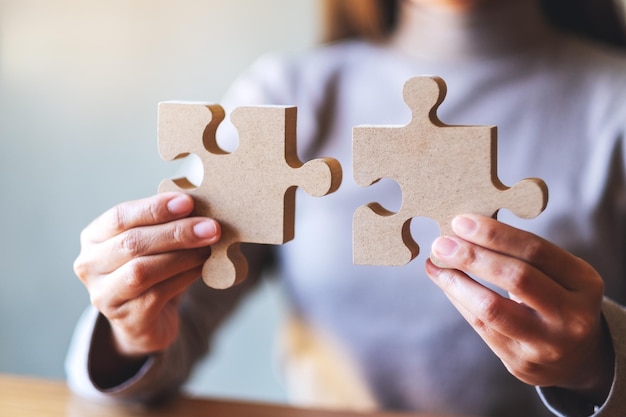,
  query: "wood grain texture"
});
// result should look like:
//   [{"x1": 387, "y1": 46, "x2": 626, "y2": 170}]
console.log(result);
[{"x1": 0, "y1": 374, "x2": 468, "y2": 417}]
